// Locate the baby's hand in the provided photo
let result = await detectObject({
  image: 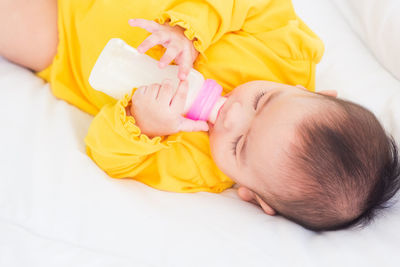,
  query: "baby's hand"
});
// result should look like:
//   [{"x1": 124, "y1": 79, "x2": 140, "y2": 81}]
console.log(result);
[
  {"x1": 129, "y1": 18, "x2": 199, "y2": 81},
  {"x1": 128, "y1": 79, "x2": 208, "y2": 138}
]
